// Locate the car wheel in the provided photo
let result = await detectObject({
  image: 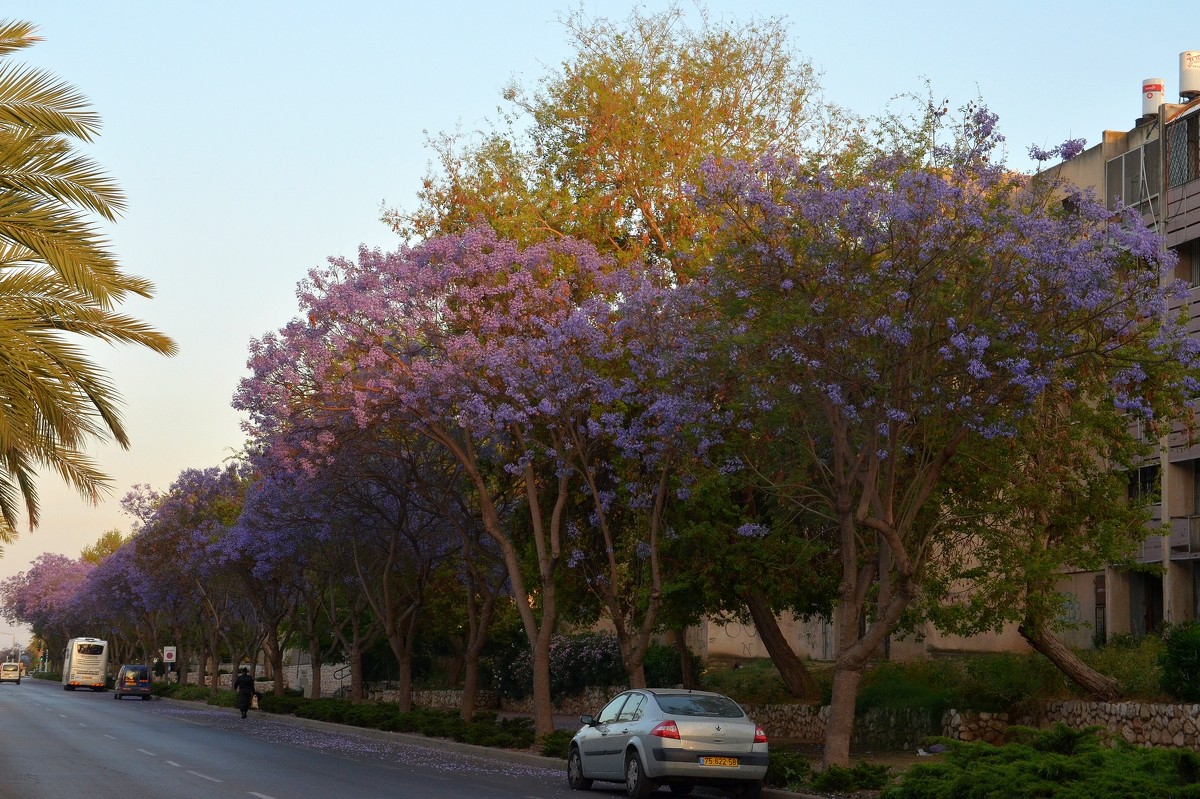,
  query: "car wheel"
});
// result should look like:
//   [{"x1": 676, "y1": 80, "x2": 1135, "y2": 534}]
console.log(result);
[
  {"x1": 113, "y1": 693, "x2": 120, "y2": 700},
  {"x1": 624, "y1": 751, "x2": 654, "y2": 799},
  {"x1": 737, "y1": 779, "x2": 764, "y2": 799},
  {"x1": 567, "y1": 746, "x2": 592, "y2": 791},
  {"x1": 141, "y1": 695, "x2": 151, "y2": 701},
  {"x1": 668, "y1": 785, "x2": 694, "y2": 795}
]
